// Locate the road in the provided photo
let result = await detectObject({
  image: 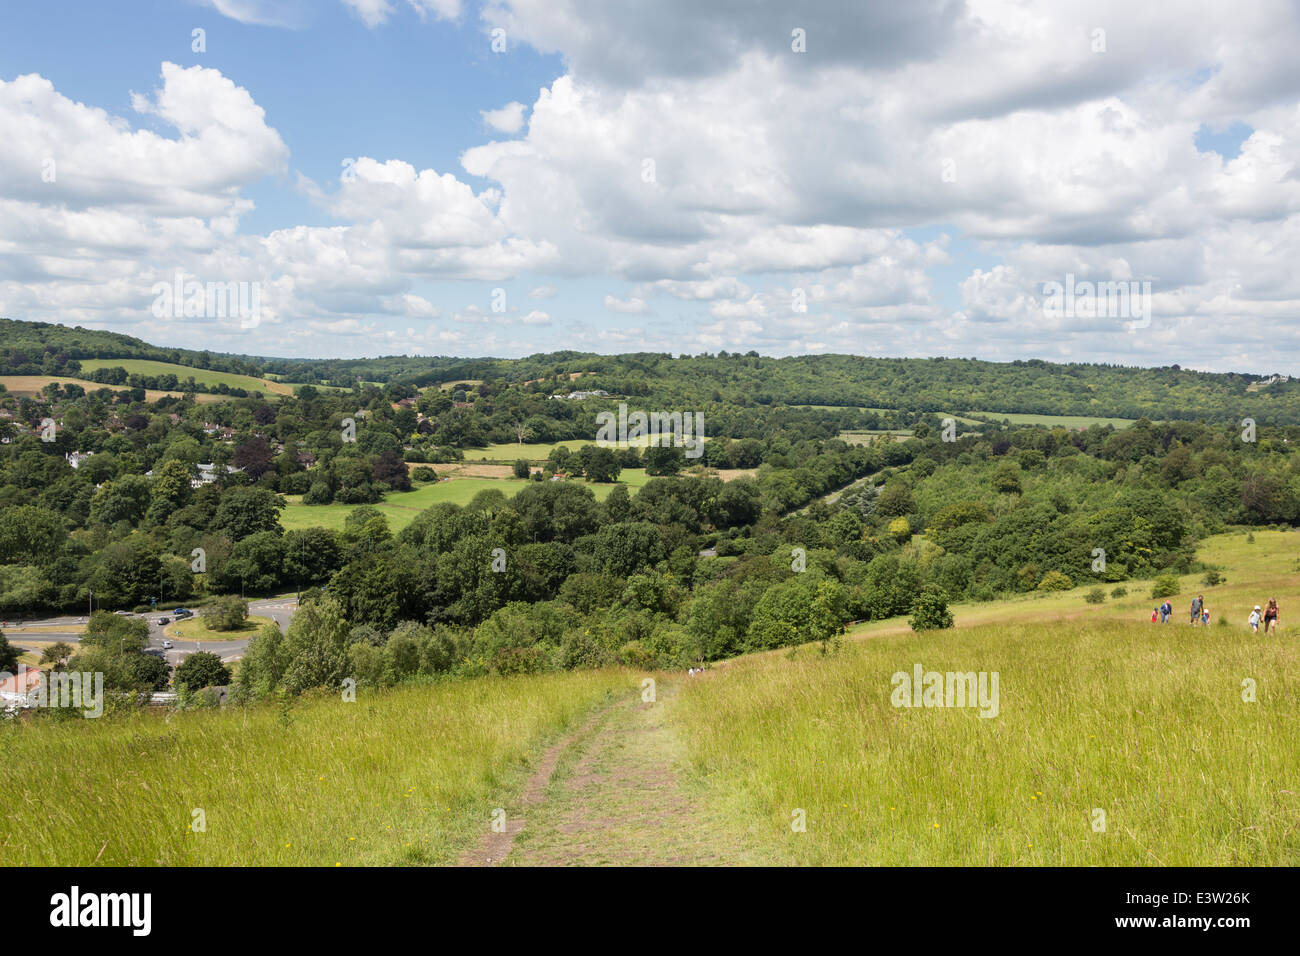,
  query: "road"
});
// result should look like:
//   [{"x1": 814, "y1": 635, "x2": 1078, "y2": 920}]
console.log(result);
[{"x1": 2, "y1": 598, "x2": 298, "y2": 667}]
